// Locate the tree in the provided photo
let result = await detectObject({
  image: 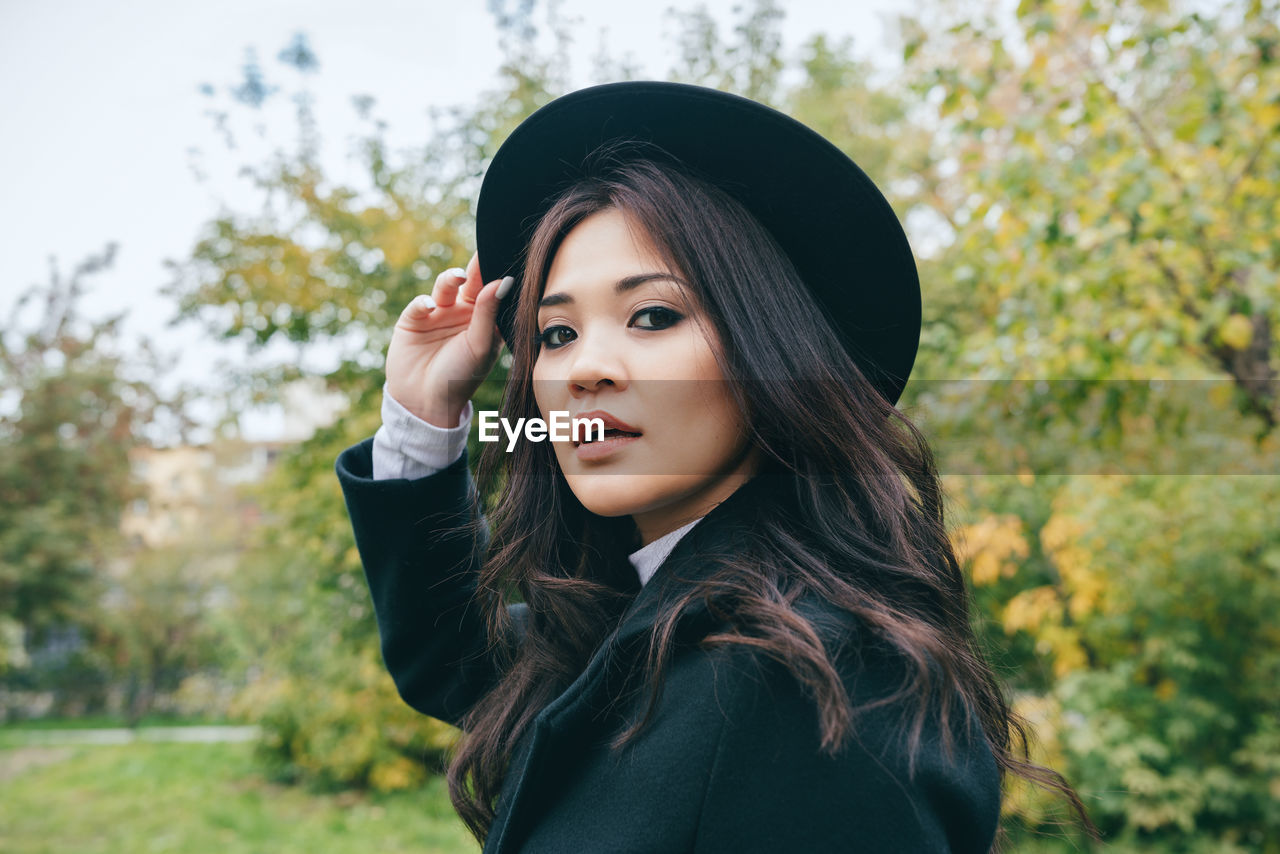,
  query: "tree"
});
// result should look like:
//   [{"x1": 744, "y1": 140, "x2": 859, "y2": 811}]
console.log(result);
[
  {"x1": 0, "y1": 245, "x2": 191, "y2": 714},
  {"x1": 896, "y1": 1, "x2": 1280, "y2": 847},
  {"x1": 895, "y1": 0, "x2": 1278, "y2": 423},
  {"x1": 162, "y1": 26, "x2": 558, "y2": 790}
]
